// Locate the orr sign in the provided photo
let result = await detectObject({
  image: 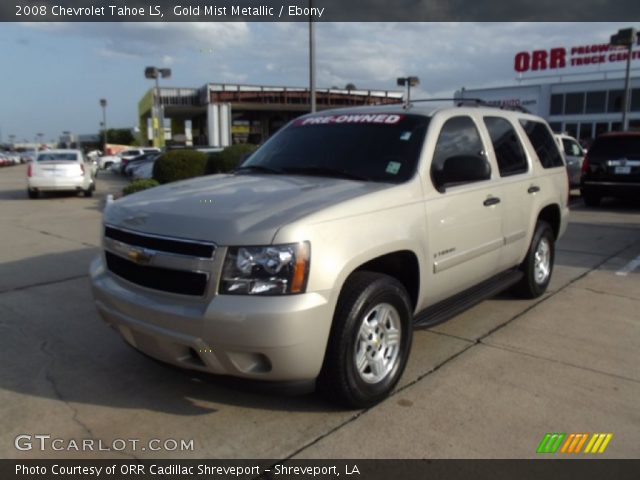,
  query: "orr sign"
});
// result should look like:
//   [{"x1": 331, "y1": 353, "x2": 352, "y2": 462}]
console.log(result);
[{"x1": 514, "y1": 38, "x2": 640, "y2": 73}]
